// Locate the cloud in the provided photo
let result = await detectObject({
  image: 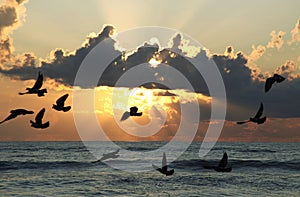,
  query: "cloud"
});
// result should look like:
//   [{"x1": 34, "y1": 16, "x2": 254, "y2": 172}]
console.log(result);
[
  {"x1": 275, "y1": 60, "x2": 299, "y2": 79},
  {"x1": 0, "y1": 5, "x2": 17, "y2": 30},
  {"x1": 219, "y1": 118, "x2": 300, "y2": 142},
  {"x1": 153, "y1": 90, "x2": 177, "y2": 97},
  {"x1": 224, "y1": 46, "x2": 234, "y2": 58},
  {"x1": 0, "y1": 25, "x2": 115, "y2": 85},
  {"x1": 247, "y1": 45, "x2": 266, "y2": 62},
  {"x1": 1, "y1": 16, "x2": 300, "y2": 120},
  {"x1": 289, "y1": 18, "x2": 300, "y2": 45},
  {"x1": 266, "y1": 30, "x2": 286, "y2": 50},
  {"x1": 0, "y1": 0, "x2": 30, "y2": 69}
]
